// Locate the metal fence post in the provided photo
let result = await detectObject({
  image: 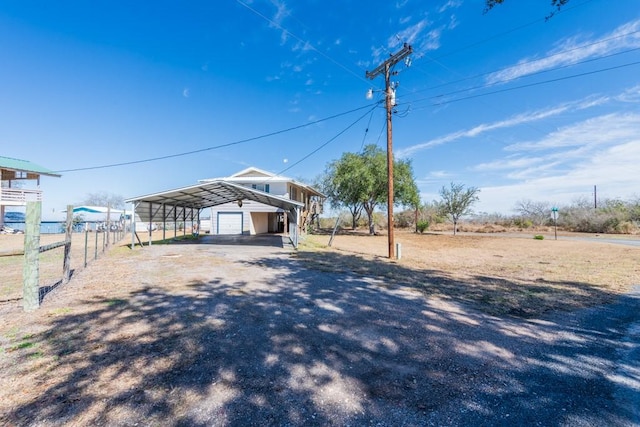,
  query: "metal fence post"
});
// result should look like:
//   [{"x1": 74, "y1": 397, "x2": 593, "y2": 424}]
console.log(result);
[{"x1": 62, "y1": 205, "x2": 72, "y2": 284}]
